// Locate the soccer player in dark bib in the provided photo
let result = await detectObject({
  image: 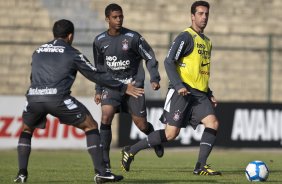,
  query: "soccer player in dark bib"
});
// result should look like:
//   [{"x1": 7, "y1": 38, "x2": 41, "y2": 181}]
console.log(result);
[{"x1": 14, "y1": 19, "x2": 144, "y2": 183}]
